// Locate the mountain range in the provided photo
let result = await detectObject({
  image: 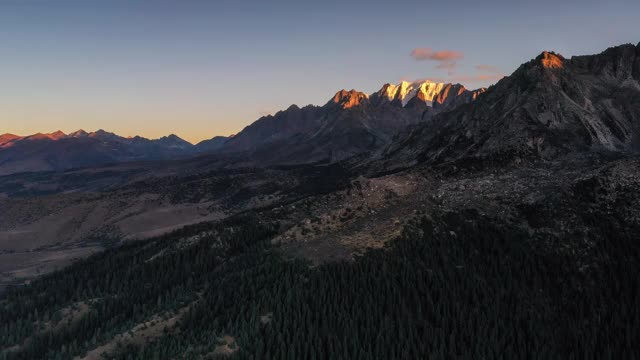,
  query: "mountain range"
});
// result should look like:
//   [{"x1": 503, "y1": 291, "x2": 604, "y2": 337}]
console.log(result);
[
  {"x1": 383, "y1": 45, "x2": 640, "y2": 169},
  {"x1": 221, "y1": 80, "x2": 485, "y2": 164},
  {"x1": 2, "y1": 43, "x2": 639, "y2": 244},
  {"x1": 3, "y1": 43, "x2": 639, "y2": 178},
  {"x1": 0, "y1": 129, "x2": 229, "y2": 175},
  {"x1": 0, "y1": 80, "x2": 483, "y2": 175},
  {"x1": 1, "y1": 43, "x2": 640, "y2": 359}
]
